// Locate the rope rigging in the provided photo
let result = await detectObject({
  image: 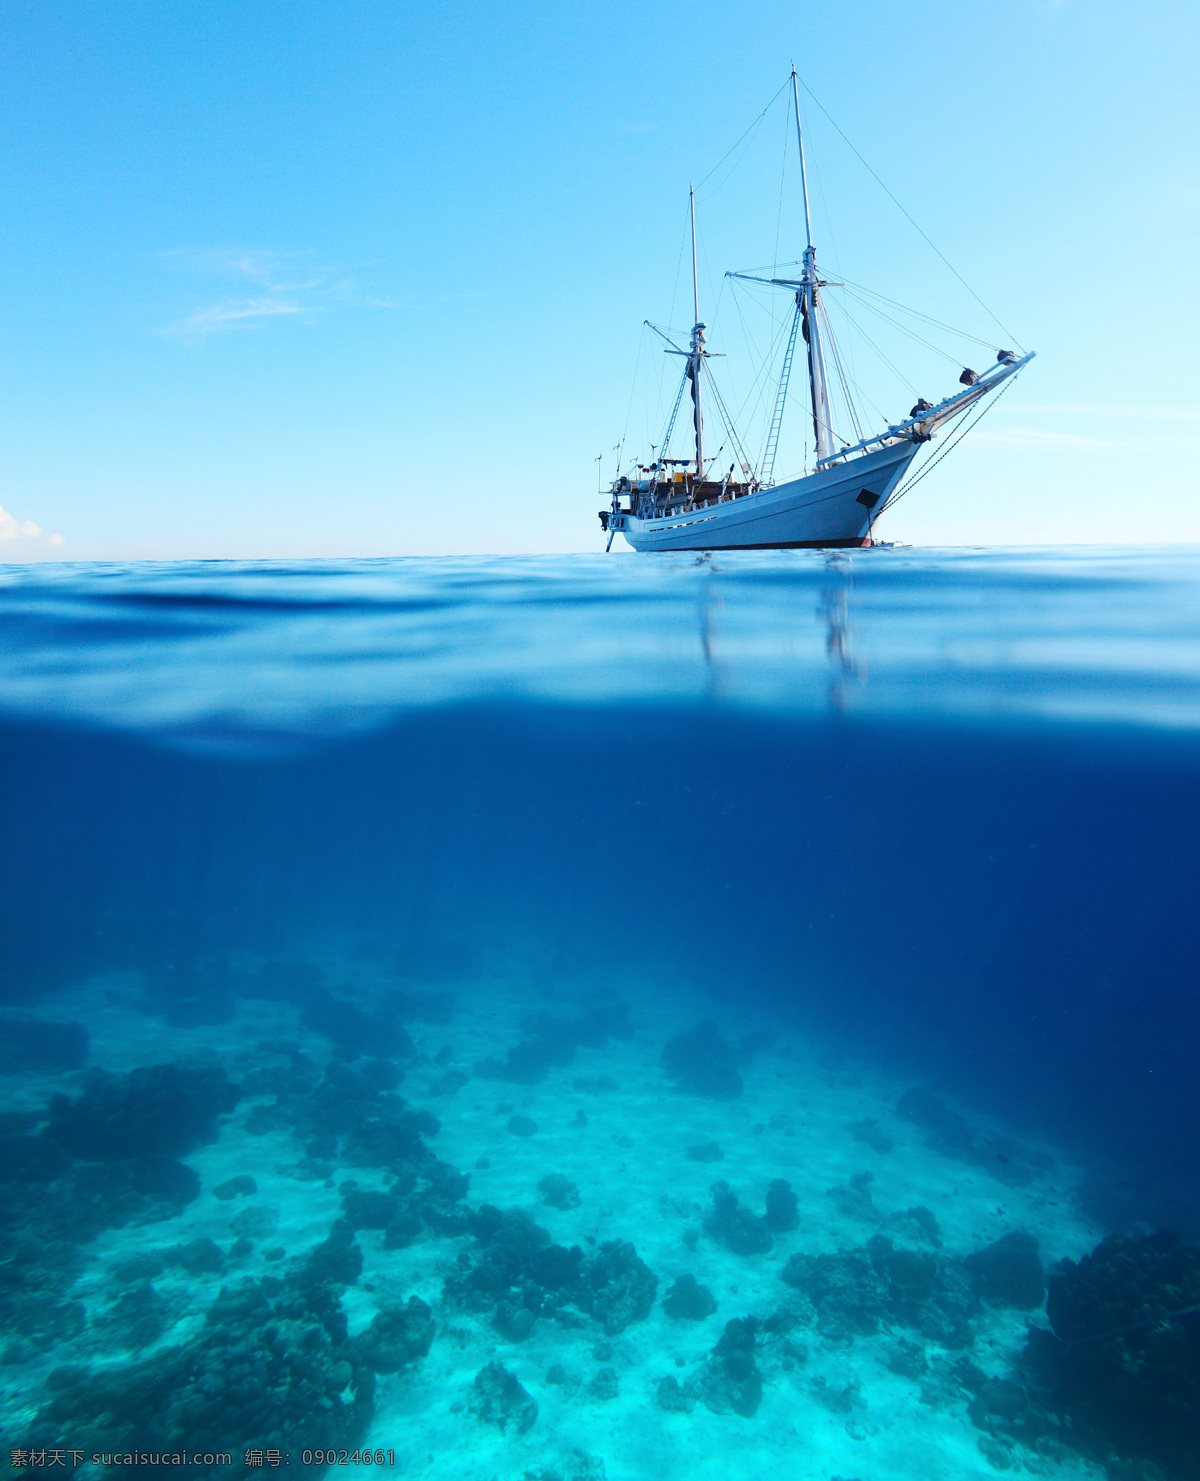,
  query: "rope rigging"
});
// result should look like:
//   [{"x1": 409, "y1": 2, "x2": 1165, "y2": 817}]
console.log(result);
[
  {"x1": 791, "y1": 70, "x2": 1024, "y2": 351},
  {"x1": 604, "y1": 68, "x2": 1032, "y2": 543},
  {"x1": 880, "y1": 368, "x2": 1020, "y2": 516}
]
